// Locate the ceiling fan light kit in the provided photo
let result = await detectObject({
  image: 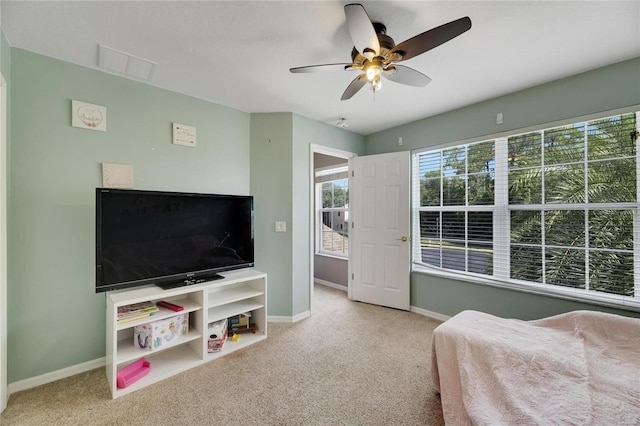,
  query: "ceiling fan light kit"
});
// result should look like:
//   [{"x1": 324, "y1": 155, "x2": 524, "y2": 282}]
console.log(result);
[
  {"x1": 290, "y1": 3, "x2": 471, "y2": 100},
  {"x1": 364, "y1": 60, "x2": 383, "y2": 92}
]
